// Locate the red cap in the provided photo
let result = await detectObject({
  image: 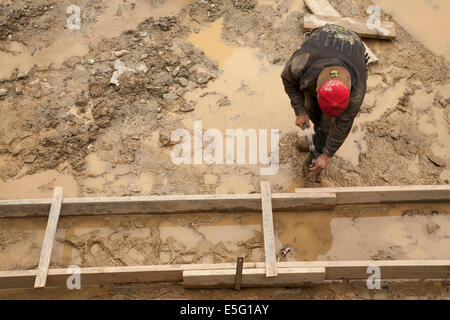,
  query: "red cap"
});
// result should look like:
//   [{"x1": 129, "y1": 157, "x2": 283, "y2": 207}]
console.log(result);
[{"x1": 317, "y1": 79, "x2": 350, "y2": 117}]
